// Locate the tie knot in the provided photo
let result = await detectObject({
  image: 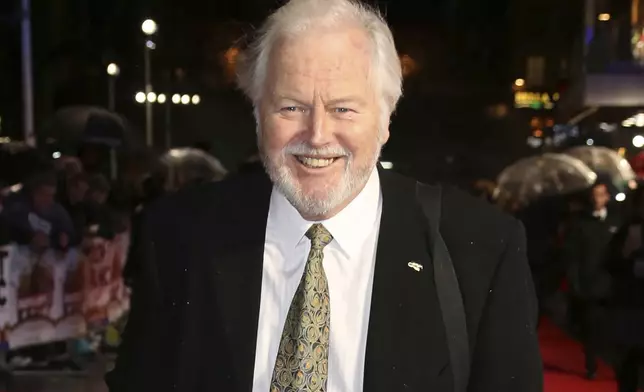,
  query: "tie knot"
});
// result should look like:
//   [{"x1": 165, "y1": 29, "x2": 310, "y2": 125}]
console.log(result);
[{"x1": 305, "y1": 223, "x2": 333, "y2": 250}]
